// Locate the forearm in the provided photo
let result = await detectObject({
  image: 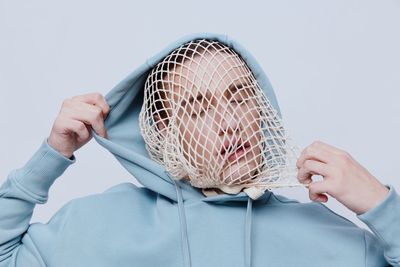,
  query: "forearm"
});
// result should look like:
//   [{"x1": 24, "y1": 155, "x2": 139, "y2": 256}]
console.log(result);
[
  {"x1": 358, "y1": 184, "x2": 400, "y2": 266},
  {"x1": 0, "y1": 137, "x2": 75, "y2": 263}
]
